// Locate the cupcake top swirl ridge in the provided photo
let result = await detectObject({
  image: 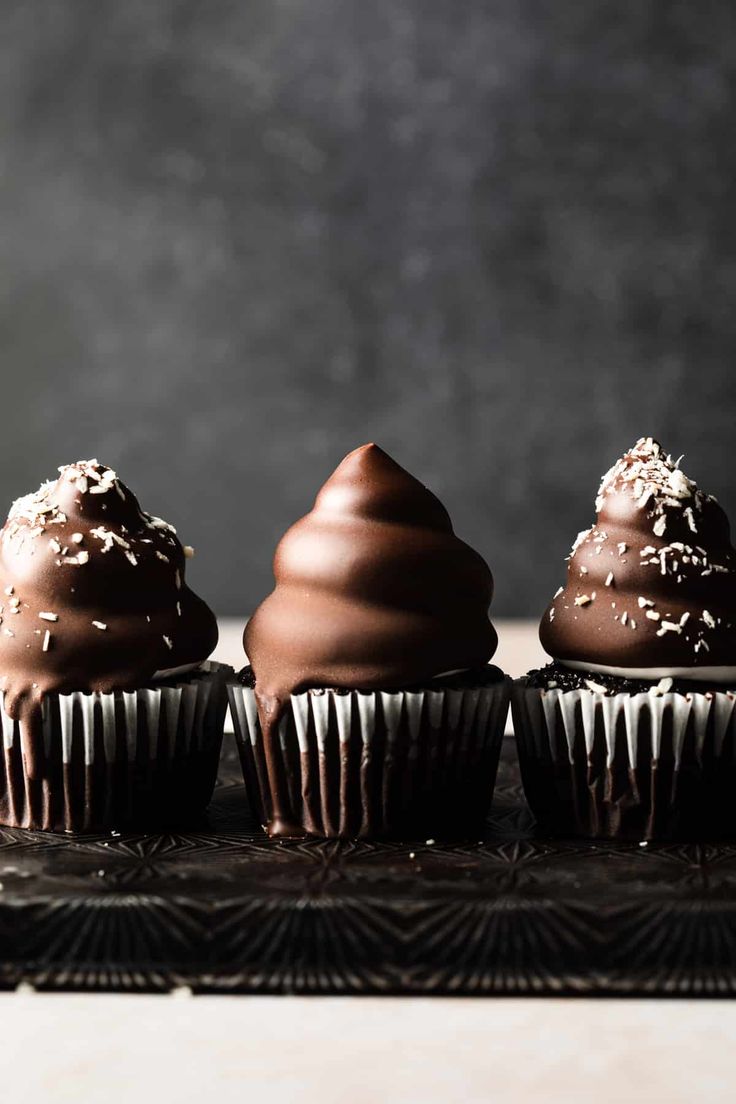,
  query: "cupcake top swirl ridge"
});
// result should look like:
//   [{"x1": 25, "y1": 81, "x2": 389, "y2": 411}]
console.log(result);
[
  {"x1": 245, "y1": 443, "x2": 497, "y2": 703},
  {"x1": 0, "y1": 459, "x2": 218, "y2": 722},
  {"x1": 540, "y1": 437, "x2": 736, "y2": 675}
]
